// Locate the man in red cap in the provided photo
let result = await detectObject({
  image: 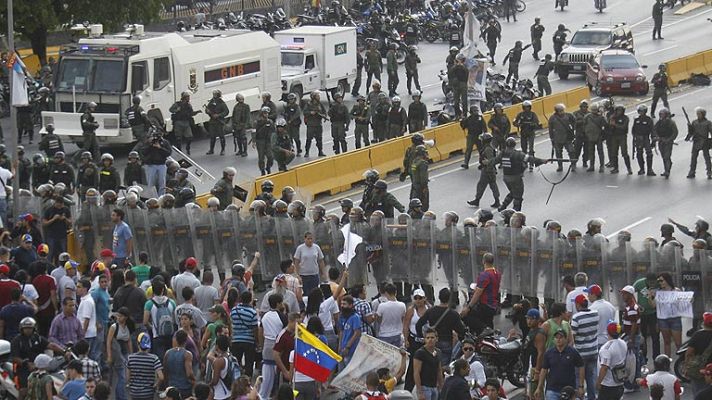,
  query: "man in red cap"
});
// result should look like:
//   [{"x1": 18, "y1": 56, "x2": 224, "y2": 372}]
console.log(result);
[
  {"x1": 620, "y1": 285, "x2": 642, "y2": 393},
  {"x1": 28, "y1": 243, "x2": 53, "y2": 279},
  {"x1": 686, "y1": 312, "x2": 712, "y2": 396},
  {"x1": 596, "y1": 322, "x2": 628, "y2": 400},
  {"x1": 588, "y1": 284, "x2": 618, "y2": 348},
  {"x1": 171, "y1": 257, "x2": 200, "y2": 305},
  {"x1": 570, "y1": 294, "x2": 599, "y2": 400},
  {"x1": 0, "y1": 264, "x2": 20, "y2": 308},
  {"x1": 694, "y1": 363, "x2": 712, "y2": 399}
]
